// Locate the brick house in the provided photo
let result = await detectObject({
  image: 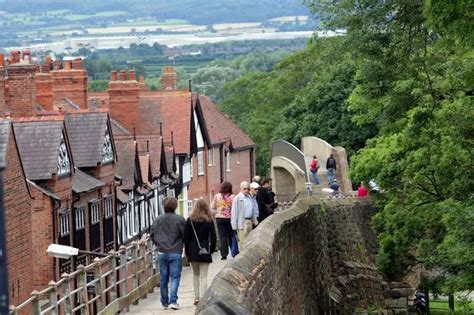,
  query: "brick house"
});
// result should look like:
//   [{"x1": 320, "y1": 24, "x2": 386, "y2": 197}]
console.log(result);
[
  {"x1": 198, "y1": 95, "x2": 255, "y2": 197},
  {"x1": 0, "y1": 120, "x2": 33, "y2": 306},
  {"x1": 63, "y1": 110, "x2": 118, "y2": 267},
  {"x1": 90, "y1": 66, "x2": 255, "y2": 215},
  {"x1": 12, "y1": 116, "x2": 75, "y2": 286},
  {"x1": 113, "y1": 129, "x2": 175, "y2": 244},
  {"x1": 0, "y1": 51, "x2": 121, "y2": 296}
]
